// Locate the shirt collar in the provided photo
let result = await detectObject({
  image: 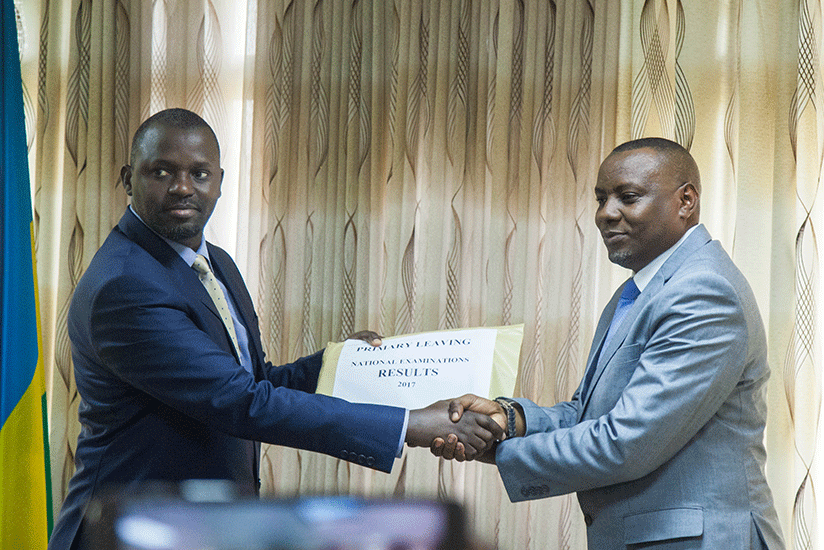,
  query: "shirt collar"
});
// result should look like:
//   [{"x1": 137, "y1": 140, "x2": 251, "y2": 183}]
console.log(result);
[
  {"x1": 129, "y1": 205, "x2": 209, "y2": 268},
  {"x1": 632, "y1": 224, "x2": 698, "y2": 292}
]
